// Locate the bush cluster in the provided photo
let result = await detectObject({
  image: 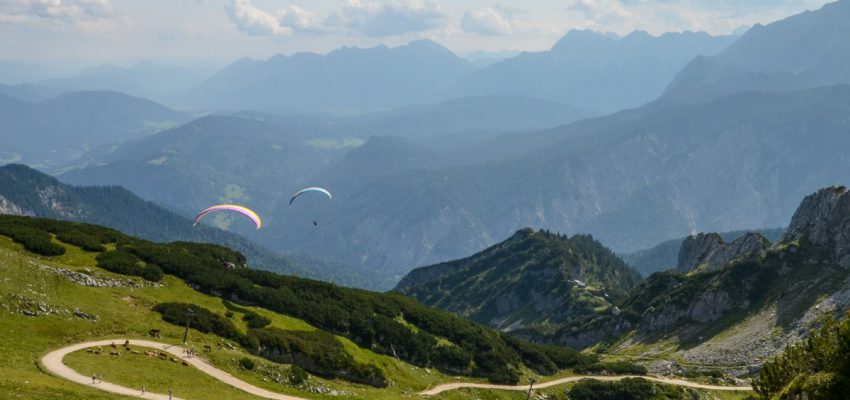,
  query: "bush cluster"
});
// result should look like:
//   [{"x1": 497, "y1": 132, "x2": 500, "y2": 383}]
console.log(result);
[
  {"x1": 55, "y1": 230, "x2": 106, "y2": 252},
  {"x1": 575, "y1": 361, "x2": 648, "y2": 375},
  {"x1": 754, "y1": 314, "x2": 850, "y2": 399},
  {"x1": 249, "y1": 327, "x2": 388, "y2": 387},
  {"x1": 96, "y1": 249, "x2": 163, "y2": 282},
  {"x1": 152, "y1": 302, "x2": 242, "y2": 341},
  {"x1": 566, "y1": 378, "x2": 695, "y2": 400},
  {"x1": 0, "y1": 225, "x2": 66, "y2": 256},
  {"x1": 243, "y1": 311, "x2": 271, "y2": 329}
]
